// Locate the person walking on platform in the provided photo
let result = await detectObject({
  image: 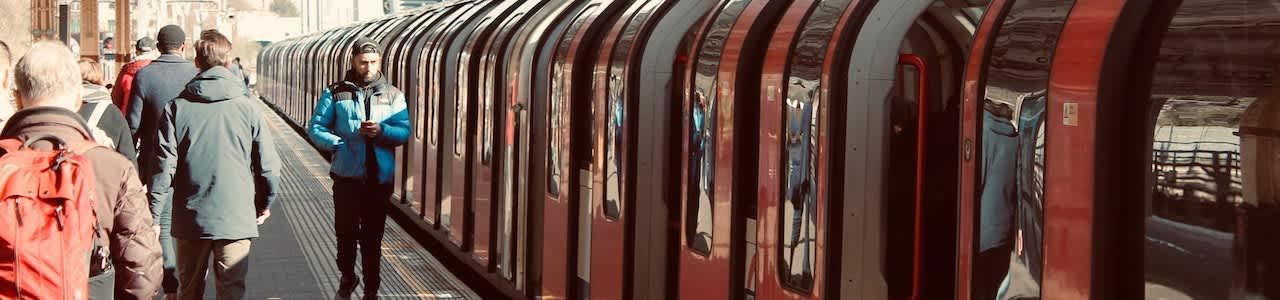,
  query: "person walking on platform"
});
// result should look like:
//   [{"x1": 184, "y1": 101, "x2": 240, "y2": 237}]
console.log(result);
[
  {"x1": 147, "y1": 29, "x2": 281, "y2": 300},
  {"x1": 5, "y1": 40, "x2": 162, "y2": 300},
  {"x1": 127, "y1": 24, "x2": 198, "y2": 300},
  {"x1": 78, "y1": 58, "x2": 137, "y2": 165},
  {"x1": 308, "y1": 36, "x2": 410, "y2": 300},
  {"x1": 112, "y1": 37, "x2": 160, "y2": 115}
]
